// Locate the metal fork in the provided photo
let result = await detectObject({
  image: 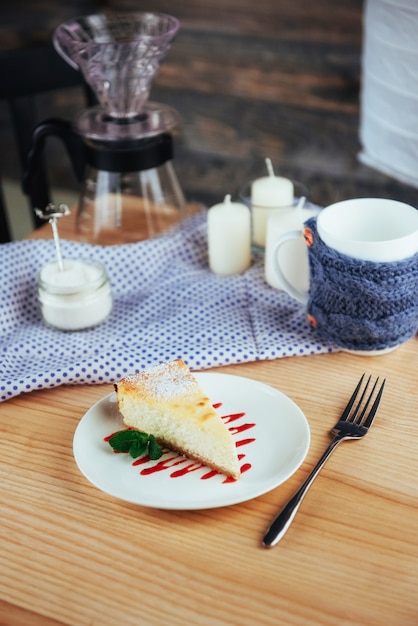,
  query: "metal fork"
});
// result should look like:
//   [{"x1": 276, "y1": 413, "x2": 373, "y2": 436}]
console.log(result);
[{"x1": 262, "y1": 374, "x2": 385, "y2": 548}]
